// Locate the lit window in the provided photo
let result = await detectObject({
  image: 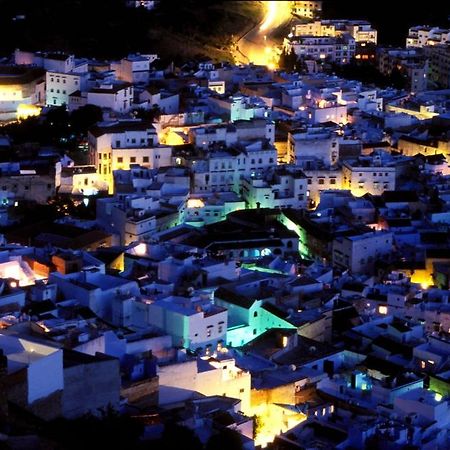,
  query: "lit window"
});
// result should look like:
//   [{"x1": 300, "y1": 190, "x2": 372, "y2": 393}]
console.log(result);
[{"x1": 379, "y1": 305, "x2": 388, "y2": 315}]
